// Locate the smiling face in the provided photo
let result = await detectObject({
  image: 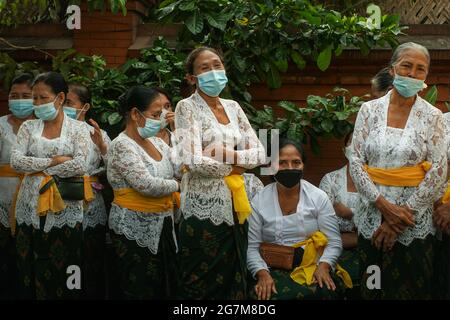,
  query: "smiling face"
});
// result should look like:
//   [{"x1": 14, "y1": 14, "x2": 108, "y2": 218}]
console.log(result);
[
  {"x1": 186, "y1": 50, "x2": 225, "y2": 87},
  {"x1": 131, "y1": 93, "x2": 167, "y2": 128},
  {"x1": 32, "y1": 82, "x2": 64, "y2": 108},
  {"x1": 9, "y1": 83, "x2": 32, "y2": 100},
  {"x1": 390, "y1": 49, "x2": 429, "y2": 81}
]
